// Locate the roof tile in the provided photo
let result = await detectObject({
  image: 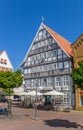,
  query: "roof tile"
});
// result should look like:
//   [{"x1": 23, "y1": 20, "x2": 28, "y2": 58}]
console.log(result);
[{"x1": 43, "y1": 24, "x2": 73, "y2": 57}]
